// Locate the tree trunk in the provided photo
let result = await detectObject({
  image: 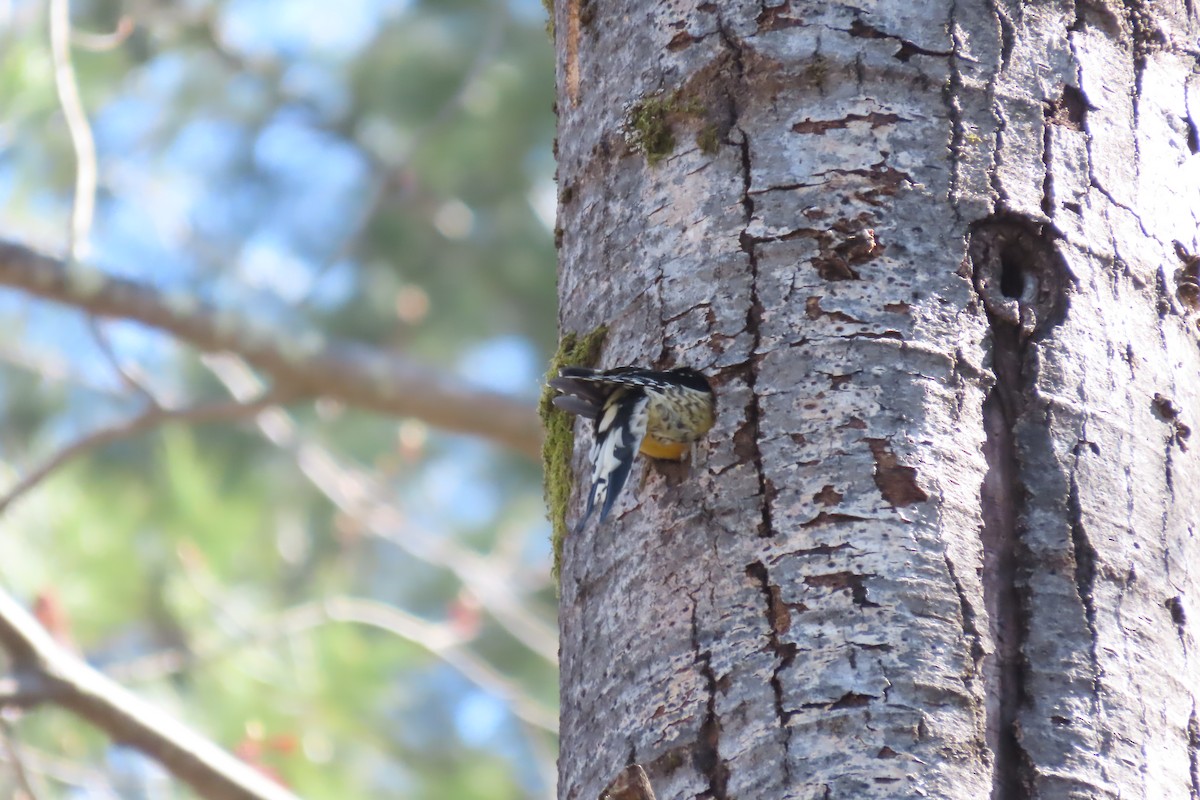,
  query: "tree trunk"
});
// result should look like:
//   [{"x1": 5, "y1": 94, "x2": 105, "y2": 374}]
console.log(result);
[{"x1": 553, "y1": 1, "x2": 1200, "y2": 799}]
